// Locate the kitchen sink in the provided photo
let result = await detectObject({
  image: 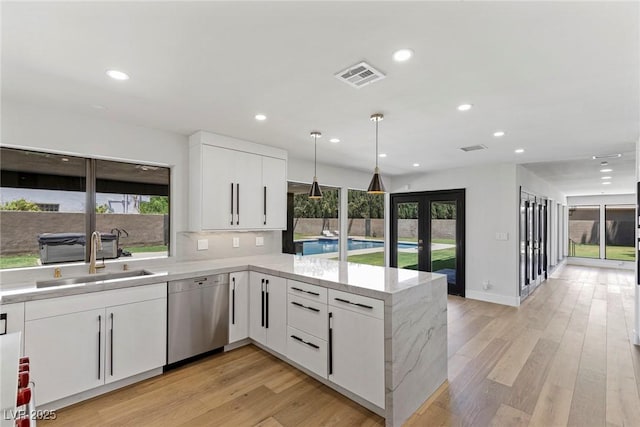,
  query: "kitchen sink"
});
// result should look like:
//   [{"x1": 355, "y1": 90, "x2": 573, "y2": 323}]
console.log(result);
[{"x1": 36, "y1": 269, "x2": 155, "y2": 288}]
